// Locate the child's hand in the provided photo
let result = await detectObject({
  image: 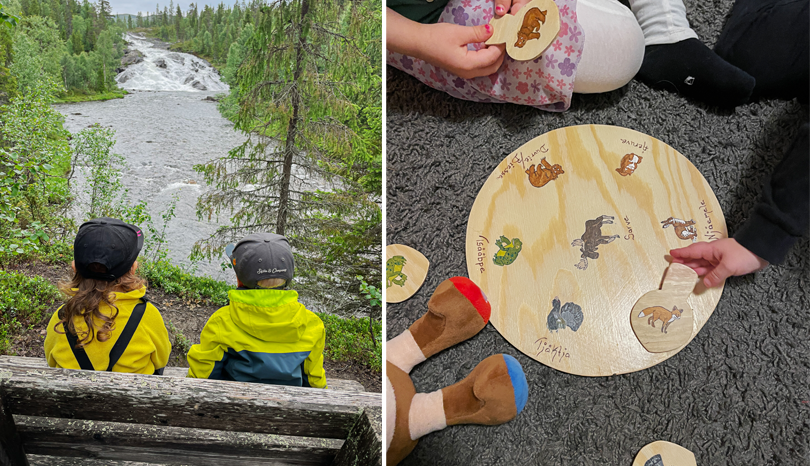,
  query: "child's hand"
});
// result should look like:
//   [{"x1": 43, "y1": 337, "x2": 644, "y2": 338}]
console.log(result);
[
  {"x1": 495, "y1": 0, "x2": 532, "y2": 16},
  {"x1": 670, "y1": 239, "x2": 769, "y2": 288},
  {"x1": 419, "y1": 23, "x2": 505, "y2": 79}
]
